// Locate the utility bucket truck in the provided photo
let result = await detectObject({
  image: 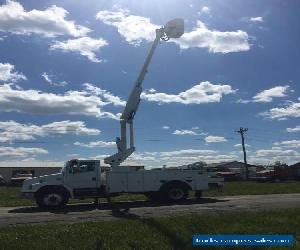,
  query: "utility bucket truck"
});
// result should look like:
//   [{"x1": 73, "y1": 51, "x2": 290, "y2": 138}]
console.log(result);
[{"x1": 21, "y1": 19, "x2": 224, "y2": 209}]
